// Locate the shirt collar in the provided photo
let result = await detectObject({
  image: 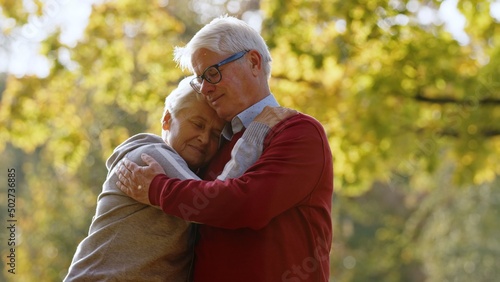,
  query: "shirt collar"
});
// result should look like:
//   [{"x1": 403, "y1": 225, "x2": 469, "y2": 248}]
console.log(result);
[{"x1": 222, "y1": 94, "x2": 280, "y2": 140}]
